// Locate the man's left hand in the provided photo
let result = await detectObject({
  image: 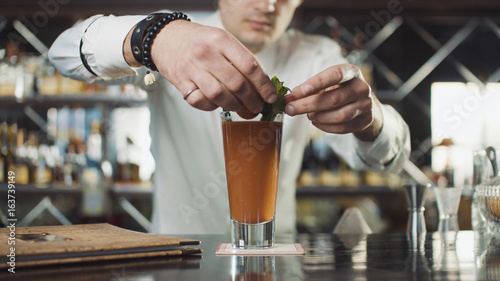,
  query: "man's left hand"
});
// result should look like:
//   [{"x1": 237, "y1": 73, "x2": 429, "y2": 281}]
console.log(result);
[{"x1": 284, "y1": 64, "x2": 383, "y2": 142}]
